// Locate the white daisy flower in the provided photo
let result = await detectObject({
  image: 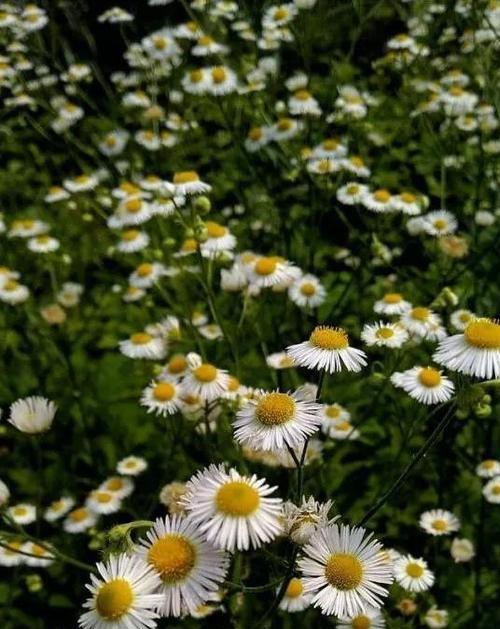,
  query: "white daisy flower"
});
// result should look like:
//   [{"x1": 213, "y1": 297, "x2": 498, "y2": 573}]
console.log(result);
[
  {"x1": 400, "y1": 307, "x2": 444, "y2": 340},
  {"x1": 391, "y1": 192, "x2": 422, "y2": 215},
  {"x1": 271, "y1": 117, "x2": 302, "y2": 141},
  {"x1": 129, "y1": 262, "x2": 165, "y2": 288},
  {"x1": 244, "y1": 126, "x2": 271, "y2": 152},
  {"x1": 419, "y1": 509, "x2": 460, "y2": 536},
  {"x1": 108, "y1": 197, "x2": 153, "y2": 228},
  {"x1": 192, "y1": 35, "x2": 228, "y2": 56},
  {"x1": 0, "y1": 478, "x2": 10, "y2": 506},
  {"x1": 298, "y1": 523, "x2": 393, "y2": 617},
  {"x1": 361, "y1": 321, "x2": 409, "y2": 348},
  {"x1": 98, "y1": 477, "x2": 134, "y2": 499},
  {"x1": 307, "y1": 158, "x2": 341, "y2": 175},
  {"x1": 117, "y1": 456, "x2": 148, "y2": 476},
  {"x1": 206, "y1": 65, "x2": 238, "y2": 95},
  {"x1": 320, "y1": 403, "x2": 350, "y2": 434},
  {"x1": 200, "y1": 221, "x2": 237, "y2": 255},
  {"x1": 421, "y1": 210, "x2": 458, "y2": 236},
  {"x1": 135, "y1": 515, "x2": 229, "y2": 617},
  {"x1": 312, "y1": 138, "x2": 348, "y2": 160},
  {"x1": 119, "y1": 333, "x2": 167, "y2": 360},
  {"x1": 64, "y1": 173, "x2": 98, "y2": 193},
  {"x1": 433, "y1": 318, "x2": 500, "y2": 379},
  {"x1": 328, "y1": 420, "x2": 360, "y2": 440},
  {"x1": 159, "y1": 354, "x2": 189, "y2": 381},
  {"x1": 393, "y1": 555, "x2": 435, "y2": 592},
  {"x1": 22, "y1": 541, "x2": 55, "y2": 568},
  {"x1": 181, "y1": 361, "x2": 230, "y2": 403},
  {"x1": 0, "y1": 541, "x2": 25, "y2": 567},
  {"x1": 123, "y1": 286, "x2": 146, "y2": 302},
  {"x1": 450, "y1": 538, "x2": 475, "y2": 563},
  {"x1": 27, "y1": 234, "x2": 60, "y2": 253},
  {"x1": 172, "y1": 171, "x2": 211, "y2": 195},
  {"x1": 390, "y1": 366, "x2": 454, "y2": 404},
  {"x1": 424, "y1": 606, "x2": 449, "y2": 628},
  {"x1": 9, "y1": 218, "x2": 48, "y2": 238},
  {"x1": 342, "y1": 156, "x2": 371, "y2": 178},
  {"x1": 183, "y1": 464, "x2": 283, "y2": 551},
  {"x1": 476, "y1": 459, "x2": 500, "y2": 478},
  {"x1": 198, "y1": 323, "x2": 223, "y2": 340},
  {"x1": 337, "y1": 606, "x2": 386, "y2": 628},
  {"x1": 283, "y1": 496, "x2": 336, "y2": 545},
  {"x1": 79, "y1": 554, "x2": 163, "y2": 629},
  {"x1": 140, "y1": 380, "x2": 184, "y2": 416},
  {"x1": 278, "y1": 577, "x2": 314, "y2": 612},
  {"x1": 233, "y1": 390, "x2": 321, "y2": 451},
  {"x1": 288, "y1": 89, "x2": 322, "y2": 116},
  {"x1": 63, "y1": 507, "x2": 98, "y2": 534},
  {"x1": 99, "y1": 130, "x2": 129, "y2": 156},
  {"x1": 336, "y1": 182, "x2": 369, "y2": 205},
  {"x1": 86, "y1": 490, "x2": 122, "y2": 515},
  {"x1": 45, "y1": 185, "x2": 70, "y2": 202},
  {"x1": 182, "y1": 68, "x2": 211, "y2": 94},
  {"x1": 482, "y1": 476, "x2": 500, "y2": 503},
  {"x1": 246, "y1": 255, "x2": 296, "y2": 289},
  {"x1": 450, "y1": 309, "x2": 475, "y2": 331},
  {"x1": 266, "y1": 352, "x2": 296, "y2": 370},
  {"x1": 8, "y1": 396, "x2": 57, "y2": 434},
  {"x1": 263, "y1": 4, "x2": 298, "y2": 28},
  {"x1": 362, "y1": 189, "x2": 394, "y2": 213},
  {"x1": 142, "y1": 30, "x2": 180, "y2": 60},
  {"x1": 374, "y1": 292, "x2": 412, "y2": 316},
  {"x1": 117, "y1": 230, "x2": 150, "y2": 253},
  {"x1": 44, "y1": 497, "x2": 75, "y2": 522},
  {"x1": 7, "y1": 503, "x2": 37, "y2": 525},
  {"x1": 288, "y1": 274, "x2": 326, "y2": 308},
  {"x1": 0, "y1": 279, "x2": 30, "y2": 305},
  {"x1": 287, "y1": 326, "x2": 367, "y2": 374}
]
